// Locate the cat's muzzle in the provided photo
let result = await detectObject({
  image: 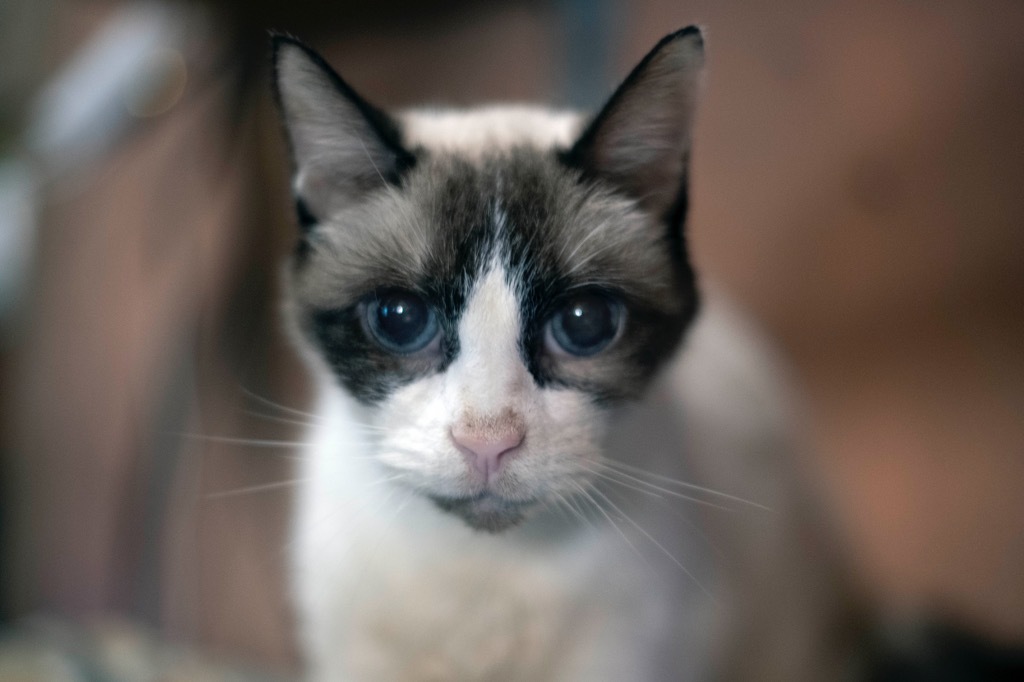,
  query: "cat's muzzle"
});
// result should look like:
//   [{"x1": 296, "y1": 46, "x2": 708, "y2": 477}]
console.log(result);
[{"x1": 429, "y1": 492, "x2": 535, "y2": 533}]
